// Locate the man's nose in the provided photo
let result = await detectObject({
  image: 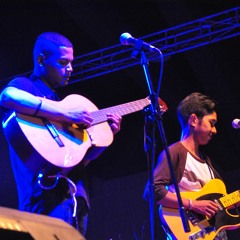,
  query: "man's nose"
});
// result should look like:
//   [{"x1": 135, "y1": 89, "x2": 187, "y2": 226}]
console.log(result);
[{"x1": 66, "y1": 63, "x2": 73, "y2": 72}]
